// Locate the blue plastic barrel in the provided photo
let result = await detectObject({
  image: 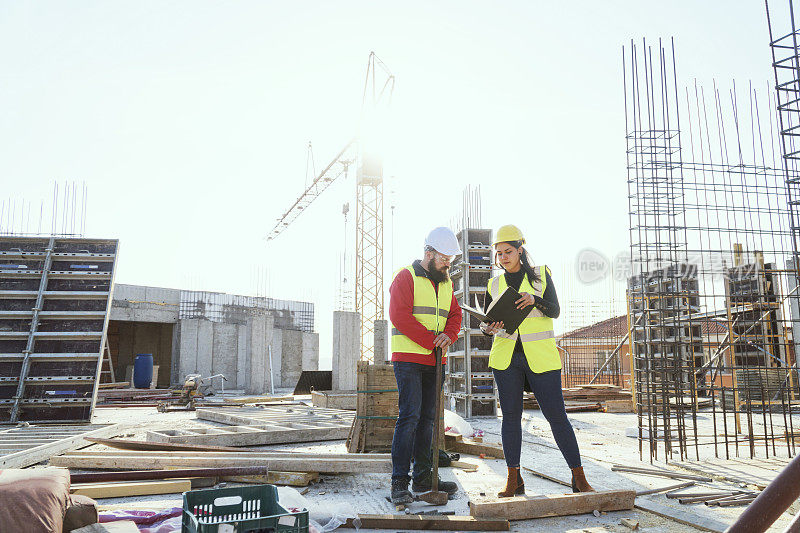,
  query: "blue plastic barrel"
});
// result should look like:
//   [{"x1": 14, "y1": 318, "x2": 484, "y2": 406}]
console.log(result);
[{"x1": 133, "y1": 354, "x2": 154, "y2": 389}]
